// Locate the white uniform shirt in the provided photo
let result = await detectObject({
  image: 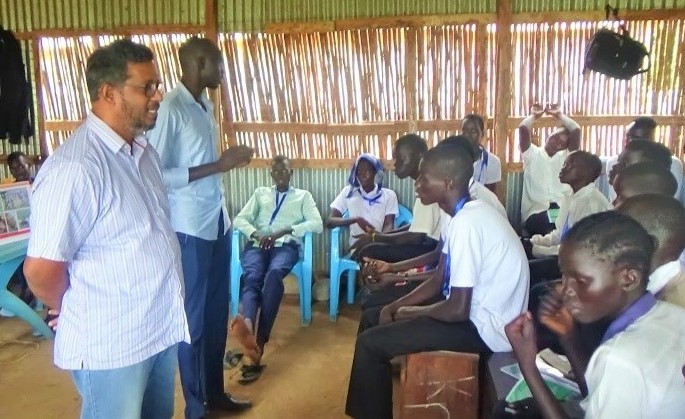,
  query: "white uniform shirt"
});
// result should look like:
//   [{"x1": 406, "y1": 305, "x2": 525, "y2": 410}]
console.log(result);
[
  {"x1": 521, "y1": 144, "x2": 571, "y2": 221},
  {"x1": 330, "y1": 185, "x2": 399, "y2": 246},
  {"x1": 530, "y1": 183, "x2": 610, "y2": 257},
  {"x1": 28, "y1": 115, "x2": 190, "y2": 370},
  {"x1": 469, "y1": 179, "x2": 507, "y2": 219},
  {"x1": 647, "y1": 260, "x2": 681, "y2": 296},
  {"x1": 582, "y1": 302, "x2": 685, "y2": 418},
  {"x1": 605, "y1": 154, "x2": 683, "y2": 202},
  {"x1": 442, "y1": 200, "x2": 530, "y2": 352},
  {"x1": 473, "y1": 149, "x2": 502, "y2": 186},
  {"x1": 408, "y1": 198, "x2": 446, "y2": 242}
]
